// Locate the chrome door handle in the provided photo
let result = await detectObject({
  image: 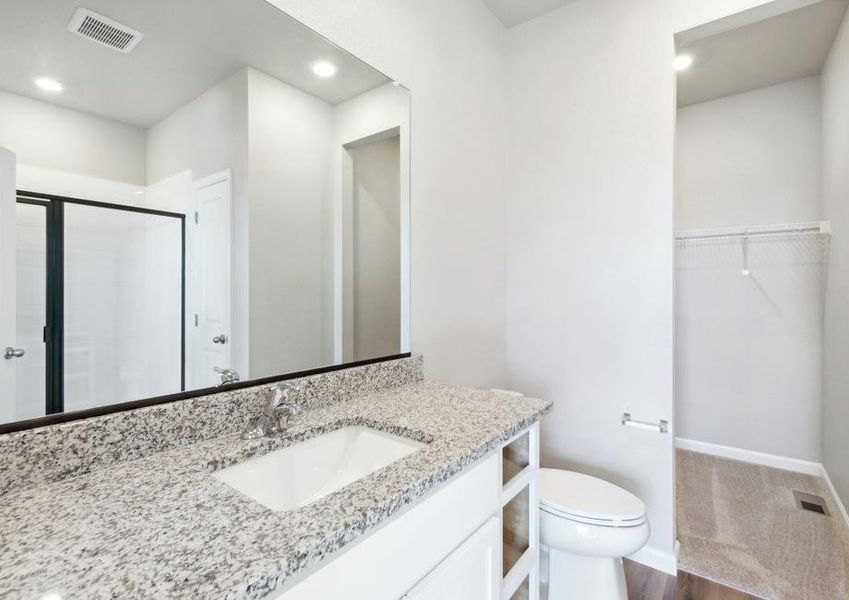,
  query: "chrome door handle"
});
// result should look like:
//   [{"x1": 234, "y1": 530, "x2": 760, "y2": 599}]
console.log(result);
[
  {"x1": 3, "y1": 347, "x2": 25, "y2": 360},
  {"x1": 212, "y1": 334, "x2": 228, "y2": 345}
]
